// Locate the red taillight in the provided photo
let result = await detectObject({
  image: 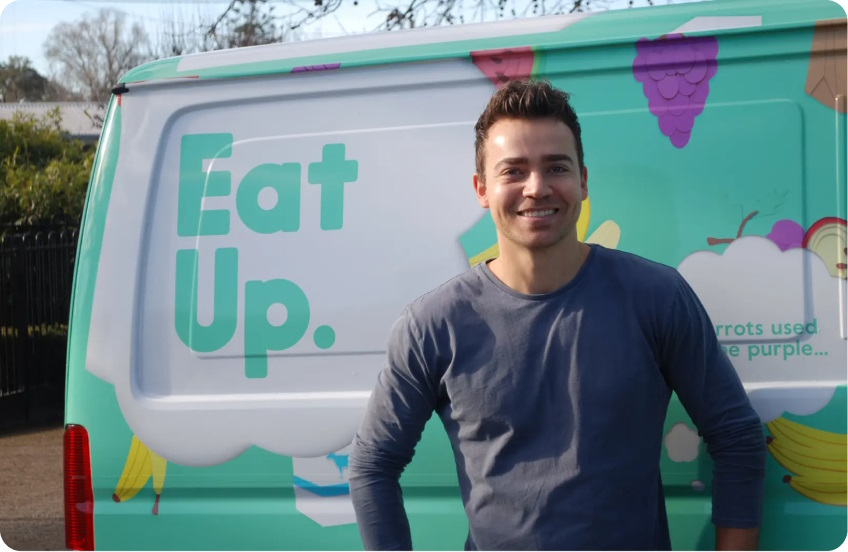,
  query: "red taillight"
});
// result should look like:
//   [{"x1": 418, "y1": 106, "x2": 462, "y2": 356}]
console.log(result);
[{"x1": 64, "y1": 424, "x2": 94, "y2": 551}]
